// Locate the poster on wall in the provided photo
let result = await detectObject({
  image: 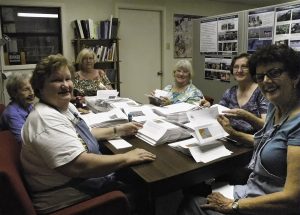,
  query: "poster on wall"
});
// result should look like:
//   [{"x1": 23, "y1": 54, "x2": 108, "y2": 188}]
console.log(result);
[
  {"x1": 174, "y1": 14, "x2": 203, "y2": 58},
  {"x1": 200, "y1": 18, "x2": 218, "y2": 54},
  {"x1": 274, "y1": 4, "x2": 300, "y2": 51},
  {"x1": 204, "y1": 56, "x2": 232, "y2": 82},
  {"x1": 217, "y1": 15, "x2": 238, "y2": 55},
  {"x1": 247, "y1": 8, "x2": 275, "y2": 53}
]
